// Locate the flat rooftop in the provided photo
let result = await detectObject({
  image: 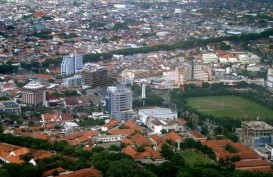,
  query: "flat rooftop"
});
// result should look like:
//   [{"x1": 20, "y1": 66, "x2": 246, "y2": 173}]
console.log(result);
[{"x1": 242, "y1": 121, "x2": 273, "y2": 130}]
